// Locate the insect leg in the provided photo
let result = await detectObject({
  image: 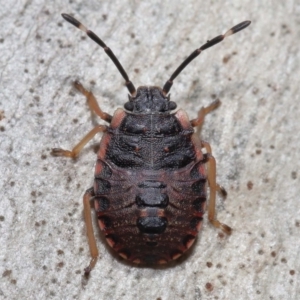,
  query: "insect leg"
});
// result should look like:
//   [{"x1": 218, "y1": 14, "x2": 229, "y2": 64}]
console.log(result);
[
  {"x1": 83, "y1": 187, "x2": 98, "y2": 276},
  {"x1": 190, "y1": 99, "x2": 221, "y2": 127},
  {"x1": 51, "y1": 125, "x2": 107, "y2": 158},
  {"x1": 192, "y1": 104, "x2": 227, "y2": 197},
  {"x1": 74, "y1": 81, "x2": 112, "y2": 123},
  {"x1": 202, "y1": 141, "x2": 232, "y2": 234}
]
